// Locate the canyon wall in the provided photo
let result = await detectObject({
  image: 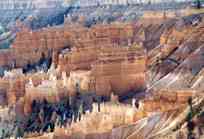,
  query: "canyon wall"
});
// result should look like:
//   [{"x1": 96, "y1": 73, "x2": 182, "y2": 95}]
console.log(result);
[
  {"x1": 0, "y1": 70, "x2": 49, "y2": 107},
  {"x1": 0, "y1": 21, "x2": 148, "y2": 118},
  {"x1": 0, "y1": 23, "x2": 135, "y2": 69},
  {"x1": 92, "y1": 46, "x2": 146, "y2": 96},
  {"x1": 58, "y1": 44, "x2": 147, "y2": 96}
]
